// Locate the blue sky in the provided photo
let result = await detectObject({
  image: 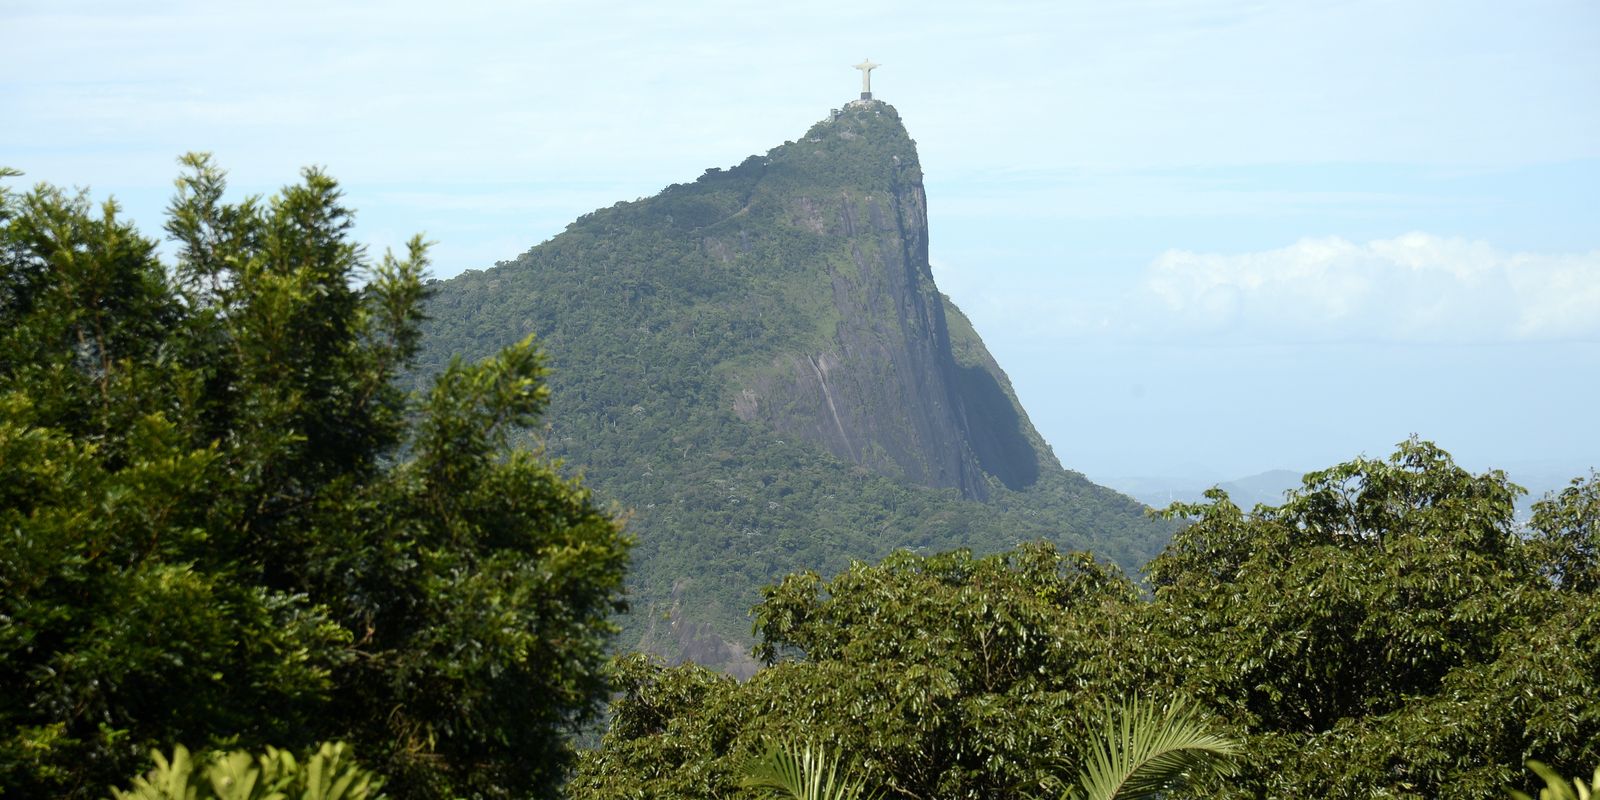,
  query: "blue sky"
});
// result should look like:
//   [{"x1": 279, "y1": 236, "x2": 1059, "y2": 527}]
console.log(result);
[{"x1": 5, "y1": 0, "x2": 1597, "y2": 487}]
